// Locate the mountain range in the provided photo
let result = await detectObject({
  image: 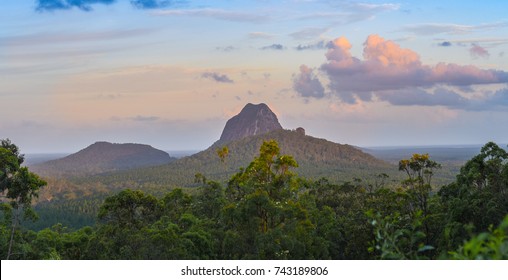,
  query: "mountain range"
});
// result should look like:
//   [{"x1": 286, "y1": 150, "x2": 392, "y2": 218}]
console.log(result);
[
  {"x1": 32, "y1": 103, "x2": 393, "y2": 188},
  {"x1": 25, "y1": 103, "x2": 416, "y2": 230}
]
